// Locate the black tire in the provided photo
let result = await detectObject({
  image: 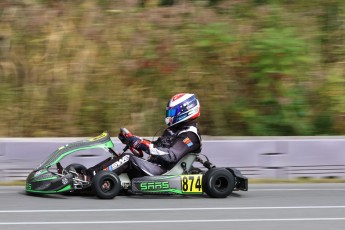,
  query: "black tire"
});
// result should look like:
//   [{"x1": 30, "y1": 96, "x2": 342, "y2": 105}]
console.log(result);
[
  {"x1": 62, "y1": 164, "x2": 88, "y2": 195},
  {"x1": 92, "y1": 171, "x2": 121, "y2": 199},
  {"x1": 65, "y1": 163, "x2": 87, "y2": 172},
  {"x1": 203, "y1": 168, "x2": 235, "y2": 198}
]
